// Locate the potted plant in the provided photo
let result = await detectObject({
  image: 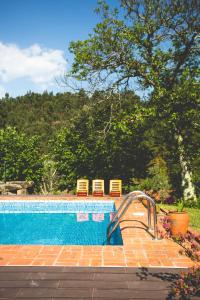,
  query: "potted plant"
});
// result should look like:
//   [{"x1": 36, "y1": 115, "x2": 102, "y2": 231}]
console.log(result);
[{"x1": 168, "y1": 200, "x2": 189, "y2": 236}]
